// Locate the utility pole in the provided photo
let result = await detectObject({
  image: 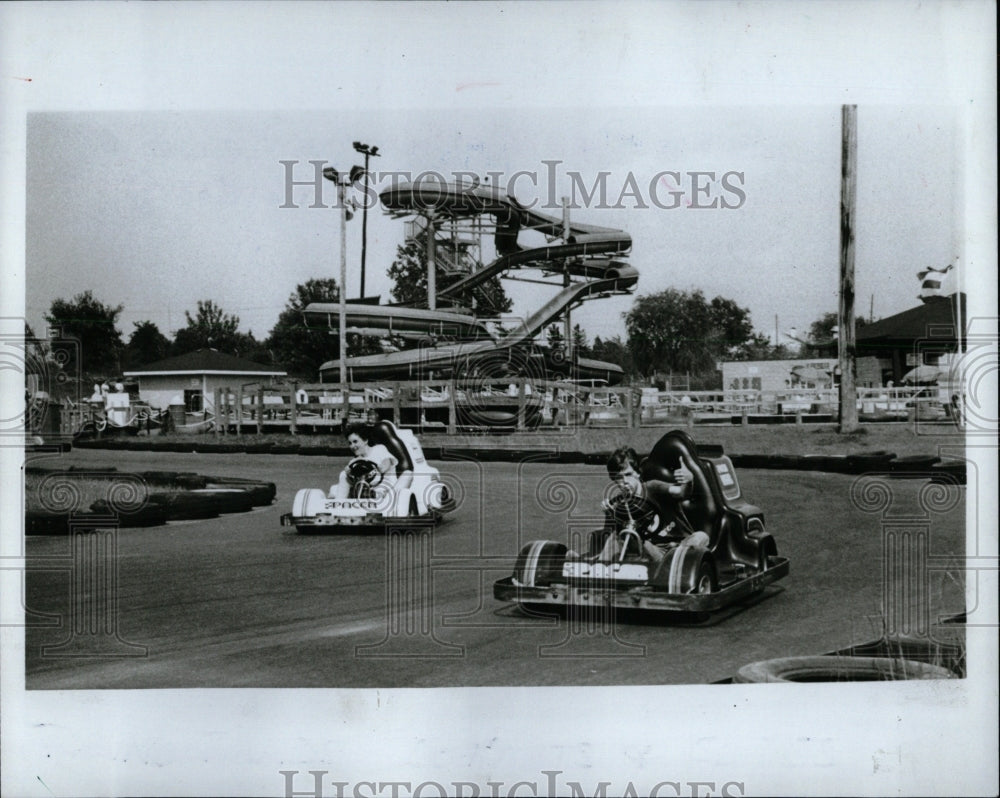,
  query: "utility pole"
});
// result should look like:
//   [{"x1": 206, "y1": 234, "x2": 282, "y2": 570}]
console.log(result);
[
  {"x1": 352, "y1": 142, "x2": 380, "y2": 298},
  {"x1": 562, "y1": 197, "x2": 572, "y2": 366},
  {"x1": 838, "y1": 104, "x2": 859, "y2": 432}
]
